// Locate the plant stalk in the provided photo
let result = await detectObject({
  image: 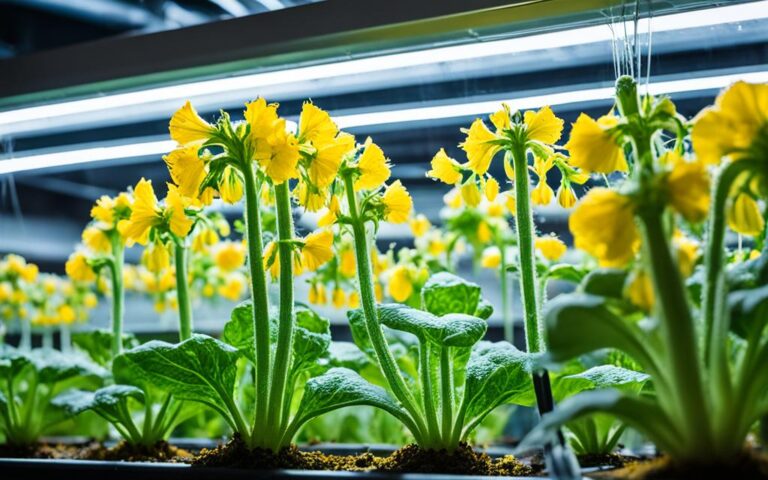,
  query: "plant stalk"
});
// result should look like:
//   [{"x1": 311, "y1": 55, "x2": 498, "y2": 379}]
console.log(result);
[
  {"x1": 343, "y1": 174, "x2": 428, "y2": 440},
  {"x1": 108, "y1": 236, "x2": 125, "y2": 357},
  {"x1": 18, "y1": 318, "x2": 31, "y2": 351},
  {"x1": 266, "y1": 181, "x2": 296, "y2": 449},
  {"x1": 173, "y1": 242, "x2": 193, "y2": 341},
  {"x1": 439, "y1": 346, "x2": 454, "y2": 447},
  {"x1": 419, "y1": 343, "x2": 440, "y2": 443},
  {"x1": 242, "y1": 162, "x2": 272, "y2": 437},
  {"x1": 499, "y1": 245, "x2": 513, "y2": 342}
]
